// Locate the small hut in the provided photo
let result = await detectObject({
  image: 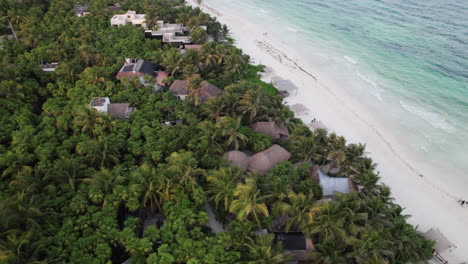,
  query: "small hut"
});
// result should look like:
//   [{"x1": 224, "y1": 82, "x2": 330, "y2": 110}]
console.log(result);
[
  {"x1": 274, "y1": 232, "x2": 316, "y2": 263},
  {"x1": 250, "y1": 121, "x2": 289, "y2": 141},
  {"x1": 248, "y1": 145, "x2": 291, "y2": 175},
  {"x1": 170, "y1": 80, "x2": 221, "y2": 103},
  {"x1": 311, "y1": 165, "x2": 354, "y2": 197},
  {"x1": 224, "y1": 151, "x2": 250, "y2": 171}
]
